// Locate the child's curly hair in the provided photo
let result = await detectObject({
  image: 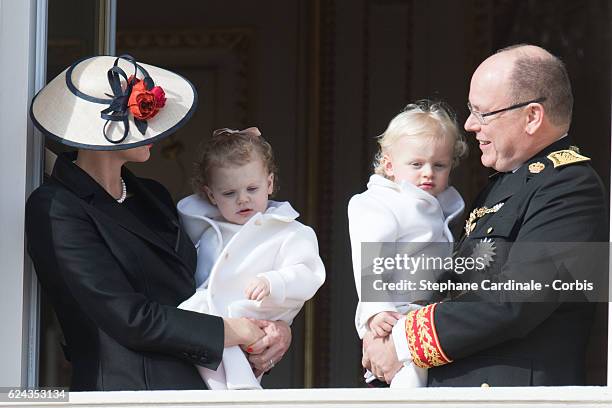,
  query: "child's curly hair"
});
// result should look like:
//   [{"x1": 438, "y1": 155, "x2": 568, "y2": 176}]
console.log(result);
[
  {"x1": 373, "y1": 100, "x2": 468, "y2": 176},
  {"x1": 192, "y1": 127, "x2": 279, "y2": 197}
]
